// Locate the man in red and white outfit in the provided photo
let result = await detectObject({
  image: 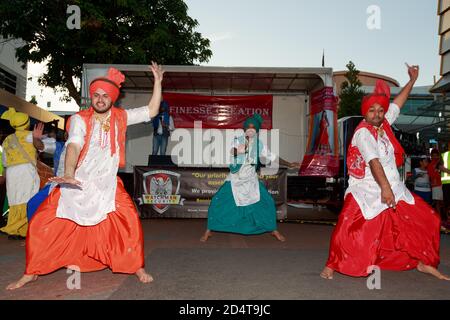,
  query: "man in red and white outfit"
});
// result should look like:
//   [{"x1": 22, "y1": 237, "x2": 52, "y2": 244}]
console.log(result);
[
  {"x1": 7, "y1": 62, "x2": 164, "y2": 290},
  {"x1": 321, "y1": 64, "x2": 449, "y2": 281}
]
